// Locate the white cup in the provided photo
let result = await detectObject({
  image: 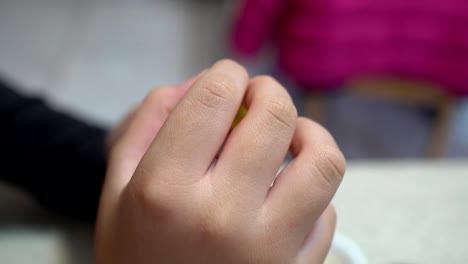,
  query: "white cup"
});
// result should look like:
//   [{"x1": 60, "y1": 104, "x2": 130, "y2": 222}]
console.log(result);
[{"x1": 325, "y1": 232, "x2": 367, "y2": 264}]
